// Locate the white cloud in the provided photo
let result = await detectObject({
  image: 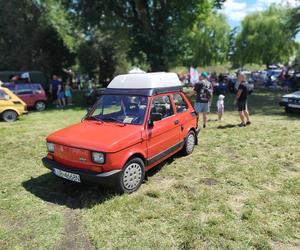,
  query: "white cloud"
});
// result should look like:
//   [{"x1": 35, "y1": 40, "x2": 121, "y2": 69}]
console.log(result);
[{"x1": 220, "y1": 0, "x2": 300, "y2": 25}]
